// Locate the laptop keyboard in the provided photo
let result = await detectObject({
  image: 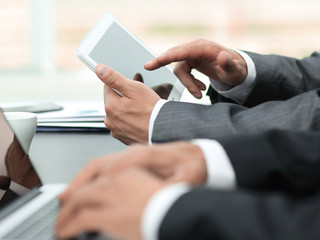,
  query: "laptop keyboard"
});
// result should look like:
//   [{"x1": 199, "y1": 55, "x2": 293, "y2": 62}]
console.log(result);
[{"x1": 4, "y1": 198, "x2": 59, "y2": 240}]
